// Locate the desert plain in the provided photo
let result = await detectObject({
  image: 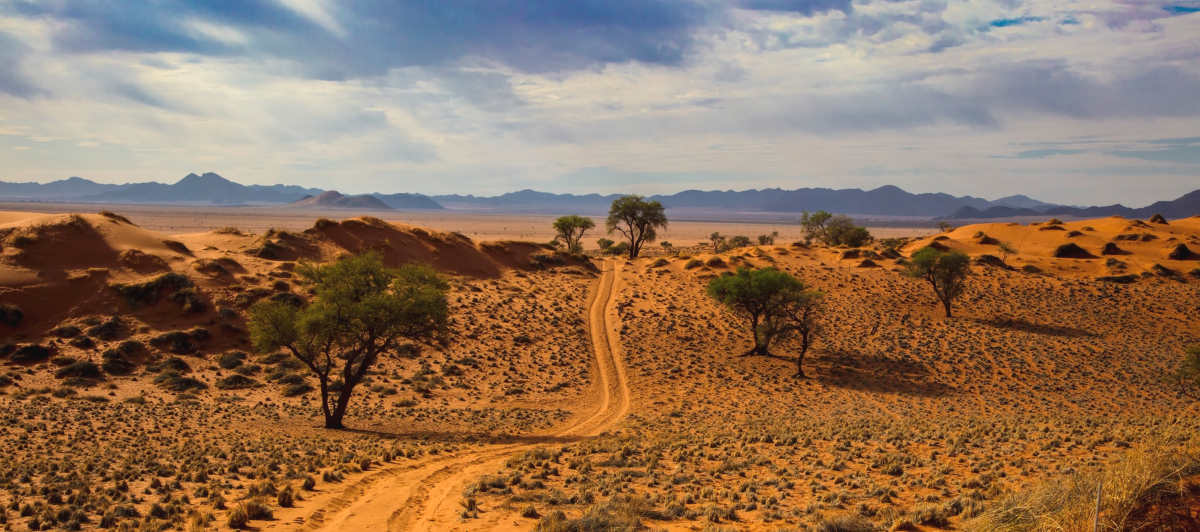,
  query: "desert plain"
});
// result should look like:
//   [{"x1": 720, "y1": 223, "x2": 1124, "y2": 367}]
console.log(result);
[{"x1": 0, "y1": 205, "x2": 1198, "y2": 532}]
